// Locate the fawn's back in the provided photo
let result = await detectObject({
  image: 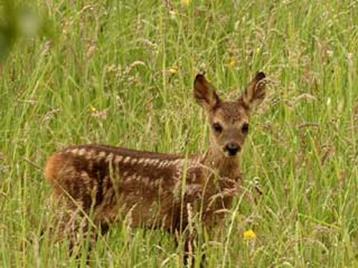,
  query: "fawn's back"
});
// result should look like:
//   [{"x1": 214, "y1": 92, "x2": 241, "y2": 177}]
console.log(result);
[{"x1": 45, "y1": 144, "x2": 202, "y2": 230}]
